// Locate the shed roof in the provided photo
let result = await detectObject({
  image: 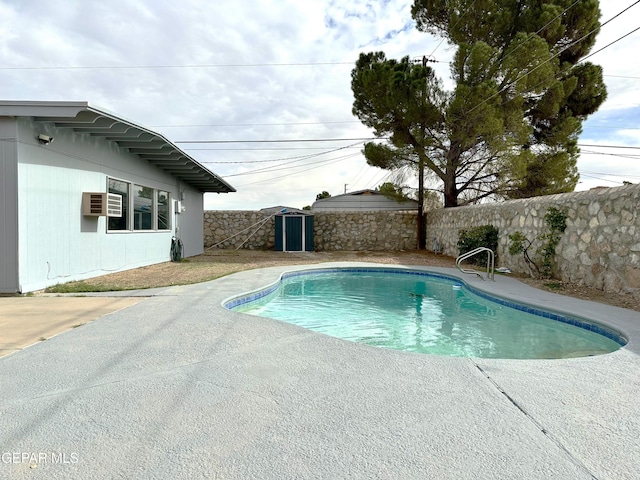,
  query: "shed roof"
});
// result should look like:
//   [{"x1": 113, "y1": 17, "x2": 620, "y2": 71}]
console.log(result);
[
  {"x1": 260, "y1": 206, "x2": 311, "y2": 215},
  {"x1": 0, "y1": 100, "x2": 235, "y2": 193}
]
